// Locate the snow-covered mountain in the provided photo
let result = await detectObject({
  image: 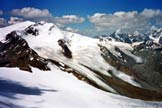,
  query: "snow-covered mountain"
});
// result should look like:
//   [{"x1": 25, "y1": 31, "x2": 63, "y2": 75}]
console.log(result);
[
  {"x1": 0, "y1": 21, "x2": 162, "y2": 108},
  {"x1": 109, "y1": 29, "x2": 132, "y2": 43},
  {"x1": 100, "y1": 28, "x2": 162, "y2": 44},
  {"x1": 148, "y1": 28, "x2": 162, "y2": 45}
]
